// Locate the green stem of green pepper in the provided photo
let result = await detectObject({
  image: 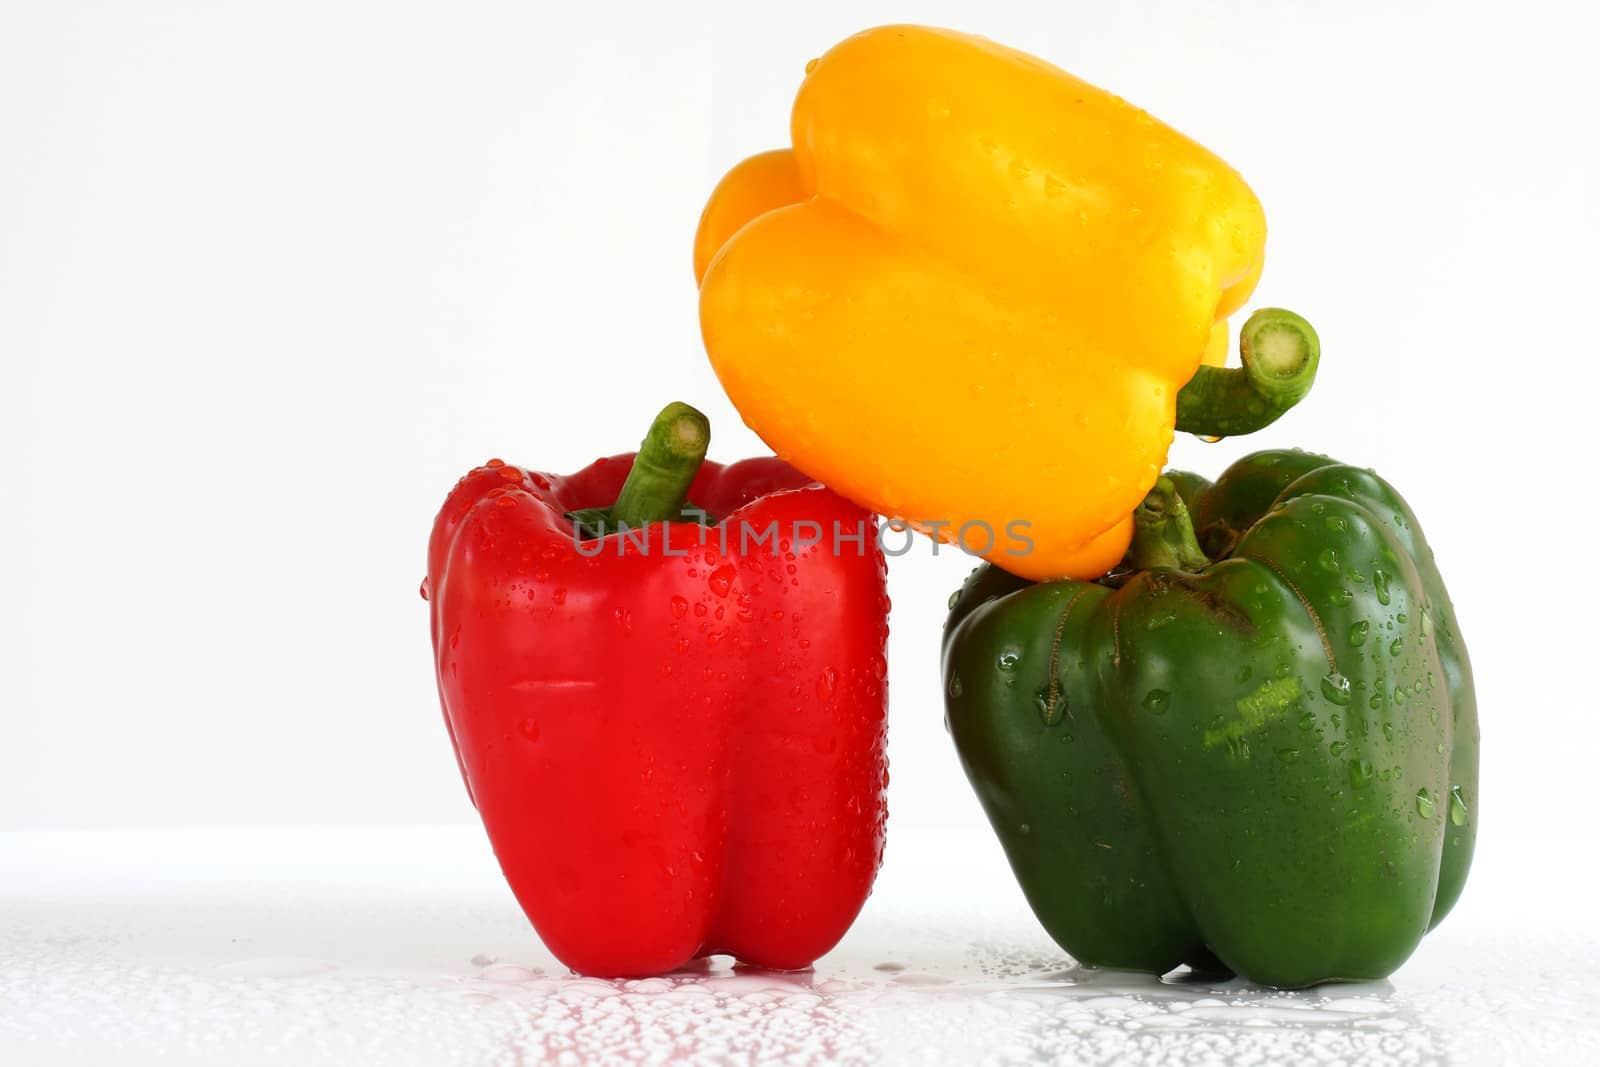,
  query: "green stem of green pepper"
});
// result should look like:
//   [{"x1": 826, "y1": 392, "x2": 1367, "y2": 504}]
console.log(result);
[
  {"x1": 568, "y1": 402, "x2": 710, "y2": 537},
  {"x1": 1174, "y1": 308, "x2": 1320, "y2": 439},
  {"x1": 1127, "y1": 476, "x2": 1211, "y2": 572}
]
